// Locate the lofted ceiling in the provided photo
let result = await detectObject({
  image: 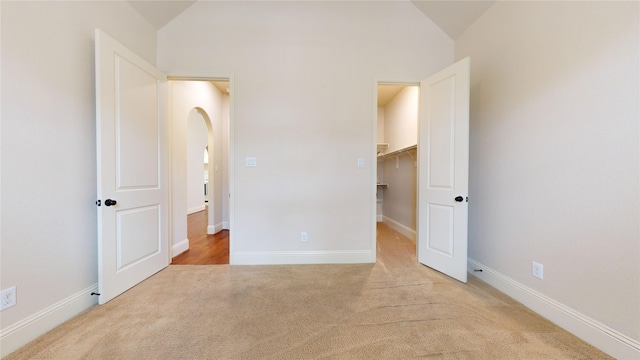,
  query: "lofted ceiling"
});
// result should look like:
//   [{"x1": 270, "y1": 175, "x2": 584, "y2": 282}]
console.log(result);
[
  {"x1": 128, "y1": 0, "x2": 495, "y2": 40},
  {"x1": 410, "y1": 1, "x2": 496, "y2": 40},
  {"x1": 127, "y1": 0, "x2": 496, "y2": 105},
  {"x1": 127, "y1": 0, "x2": 196, "y2": 30}
]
